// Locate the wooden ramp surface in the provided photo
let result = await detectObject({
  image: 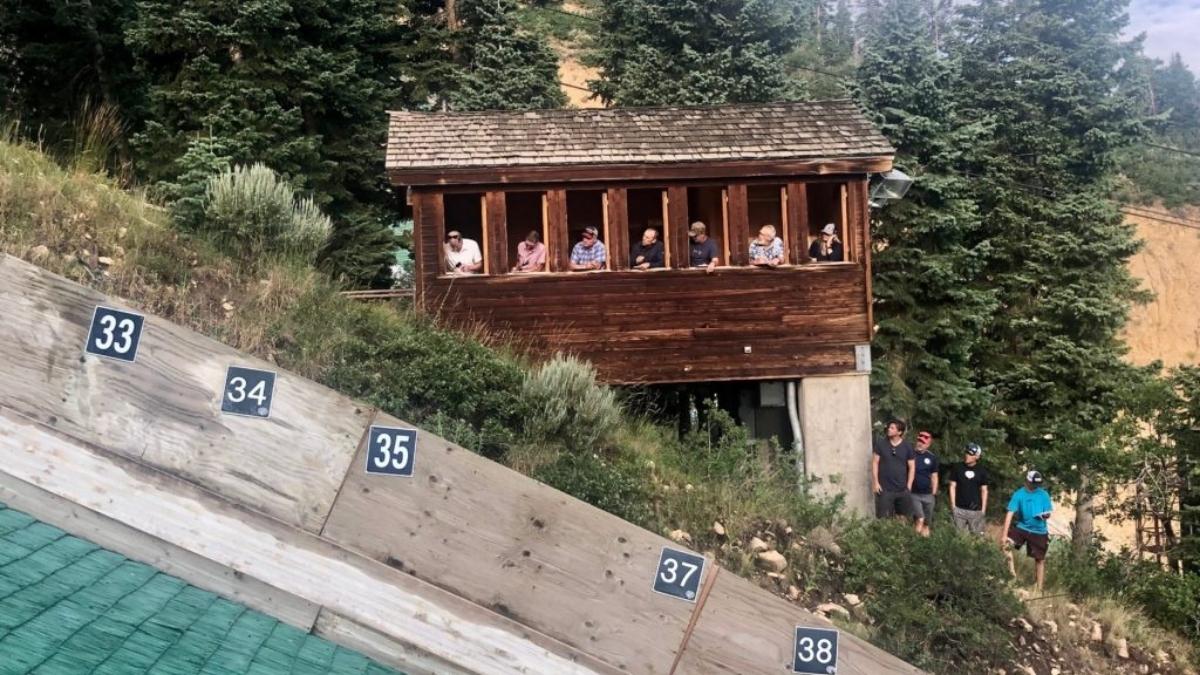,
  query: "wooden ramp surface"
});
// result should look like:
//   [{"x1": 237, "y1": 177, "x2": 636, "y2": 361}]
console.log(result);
[{"x1": 0, "y1": 253, "x2": 921, "y2": 675}]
